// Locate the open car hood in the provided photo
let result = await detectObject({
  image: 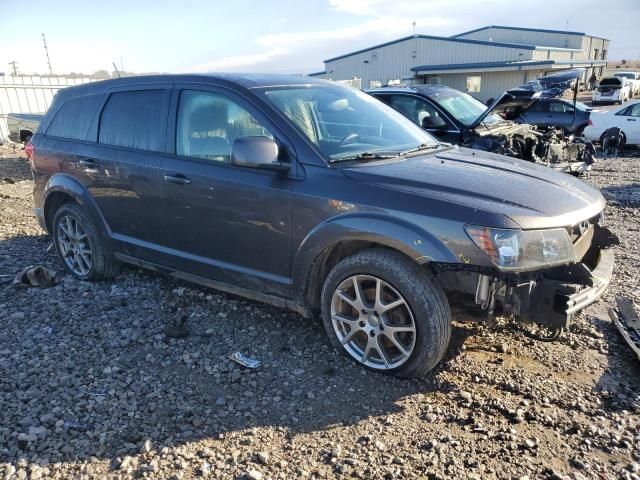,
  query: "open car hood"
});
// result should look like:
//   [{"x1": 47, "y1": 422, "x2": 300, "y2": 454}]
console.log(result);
[{"x1": 470, "y1": 68, "x2": 586, "y2": 129}]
